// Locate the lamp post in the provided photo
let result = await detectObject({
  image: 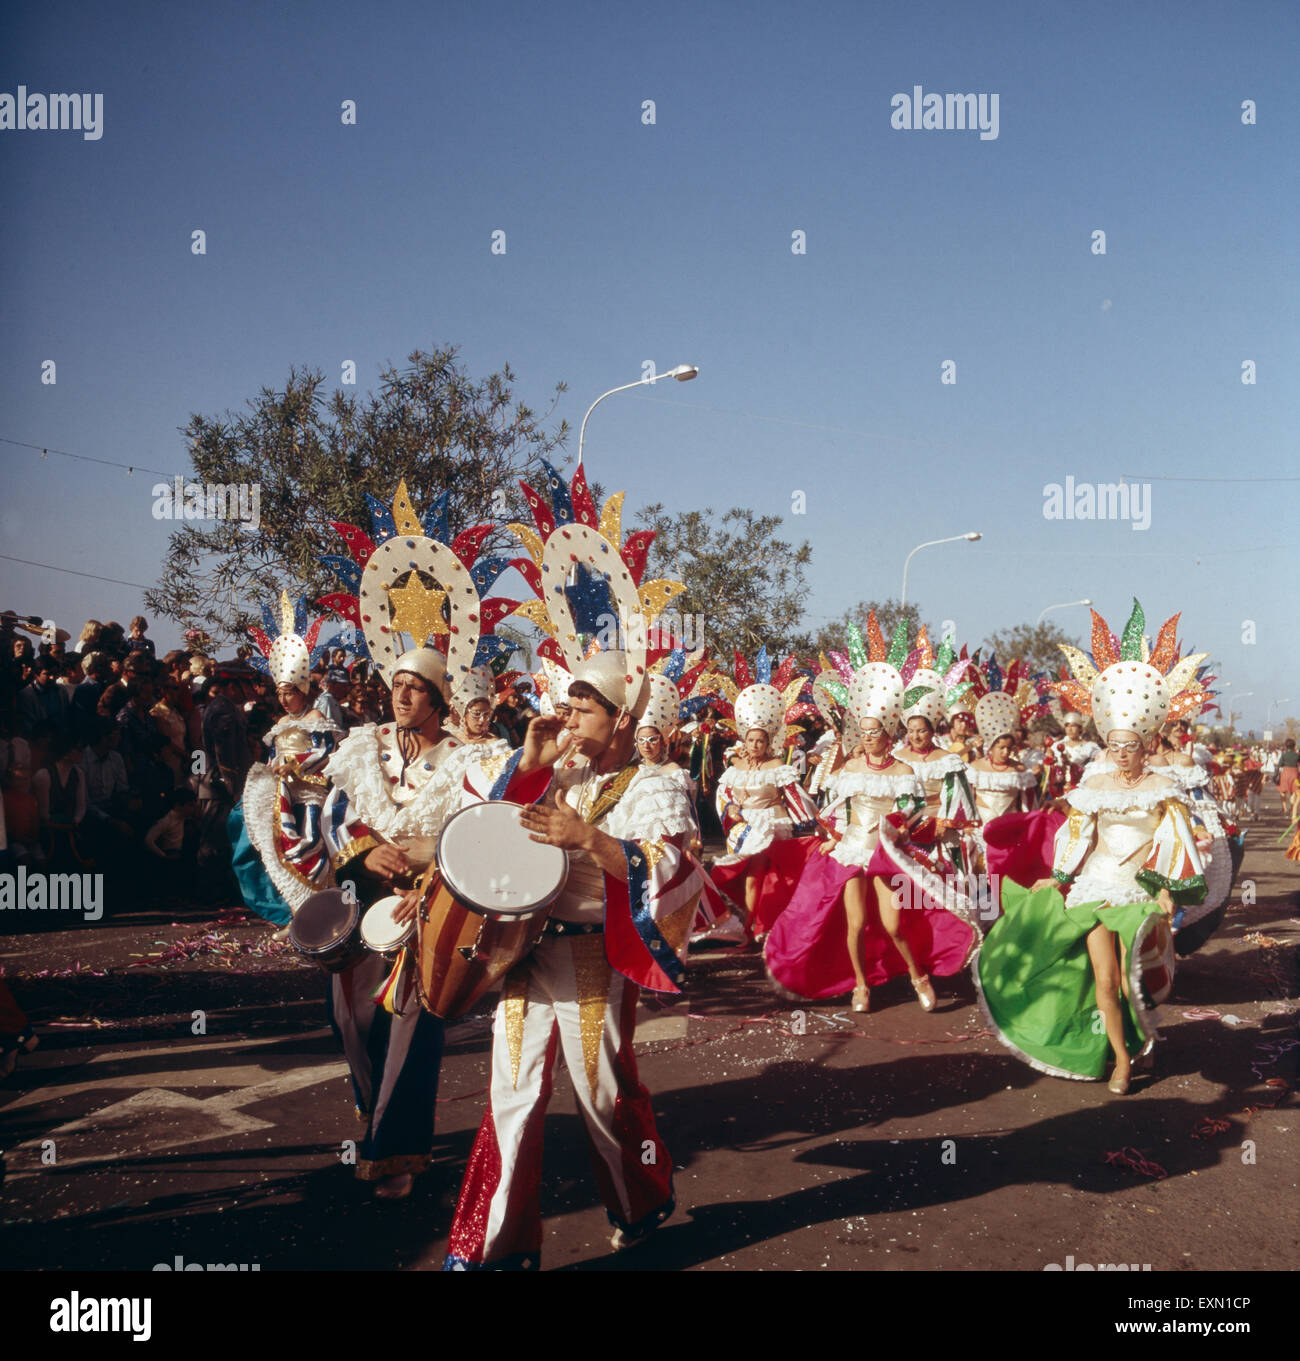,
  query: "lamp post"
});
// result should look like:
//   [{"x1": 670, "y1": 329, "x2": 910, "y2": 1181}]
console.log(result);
[
  {"x1": 1037, "y1": 598, "x2": 1092, "y2": 625},
  {"x1": 900, "y1": 533, "x2": 981, "y2": 609},
  {"x1": 577, "y1": 364, "x2": 699, "y2": 469},
  {"x1": 1267, "y1": 697, "x2": 1290, "y2": 731}
]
